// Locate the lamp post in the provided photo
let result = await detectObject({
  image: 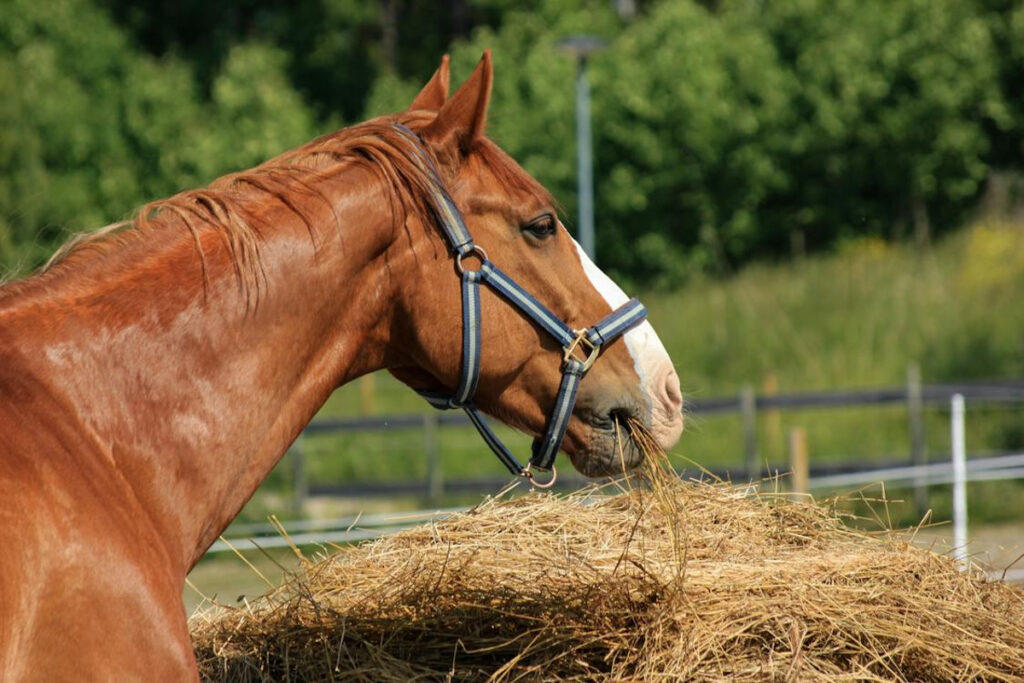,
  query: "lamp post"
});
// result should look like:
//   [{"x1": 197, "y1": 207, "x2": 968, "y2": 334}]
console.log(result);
[{"x1": 557, "y1": 35, "x2": 607, "y2": 262}]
